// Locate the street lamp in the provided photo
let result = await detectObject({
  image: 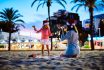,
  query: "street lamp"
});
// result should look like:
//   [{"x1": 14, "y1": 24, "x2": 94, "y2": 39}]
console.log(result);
[{"x1": 98, "y1": 28, "x2": 101, "y2": 37}]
